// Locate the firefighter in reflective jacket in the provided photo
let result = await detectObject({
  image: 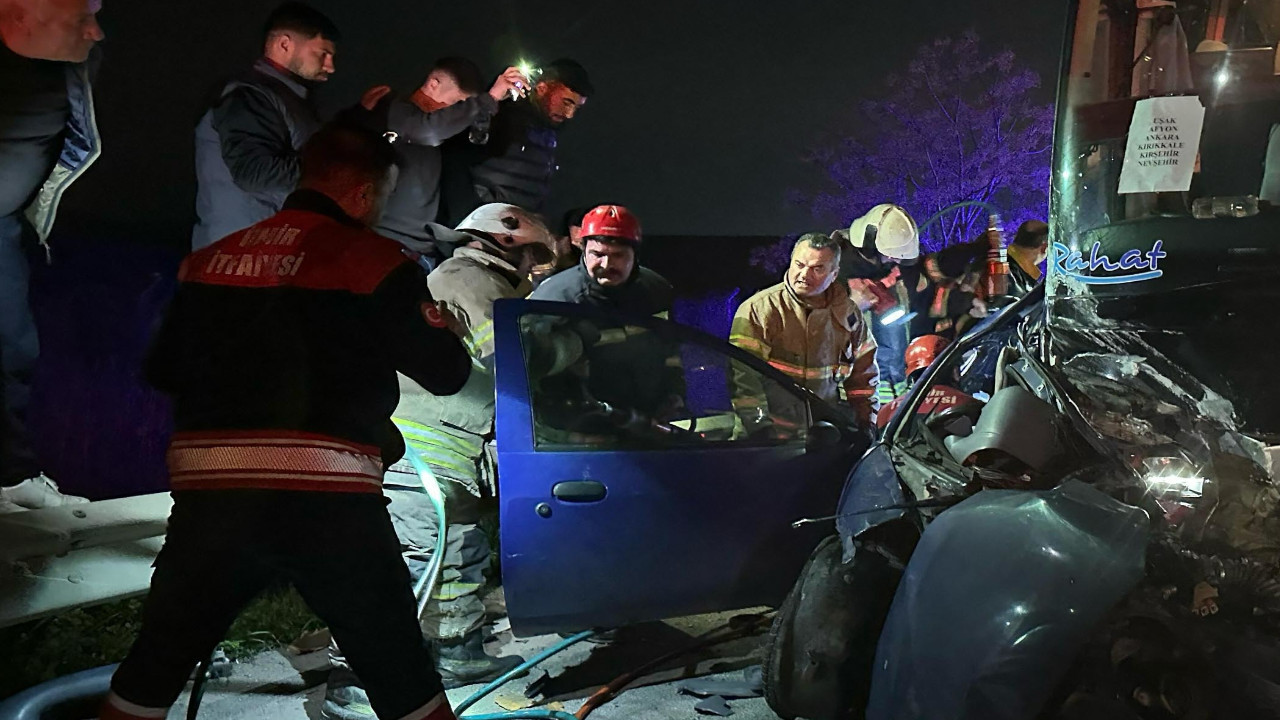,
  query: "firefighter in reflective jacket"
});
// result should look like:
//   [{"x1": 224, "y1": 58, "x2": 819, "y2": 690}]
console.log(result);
[
  {"x1": 335, "y1": 204, "x2": 553, "y2": 701},
  {"x1": 105, "y1": 126, "x2": 469, "y2": 720},
  {"x1": 730, "y1": 233, "x2": 877, "y2": 435}
]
